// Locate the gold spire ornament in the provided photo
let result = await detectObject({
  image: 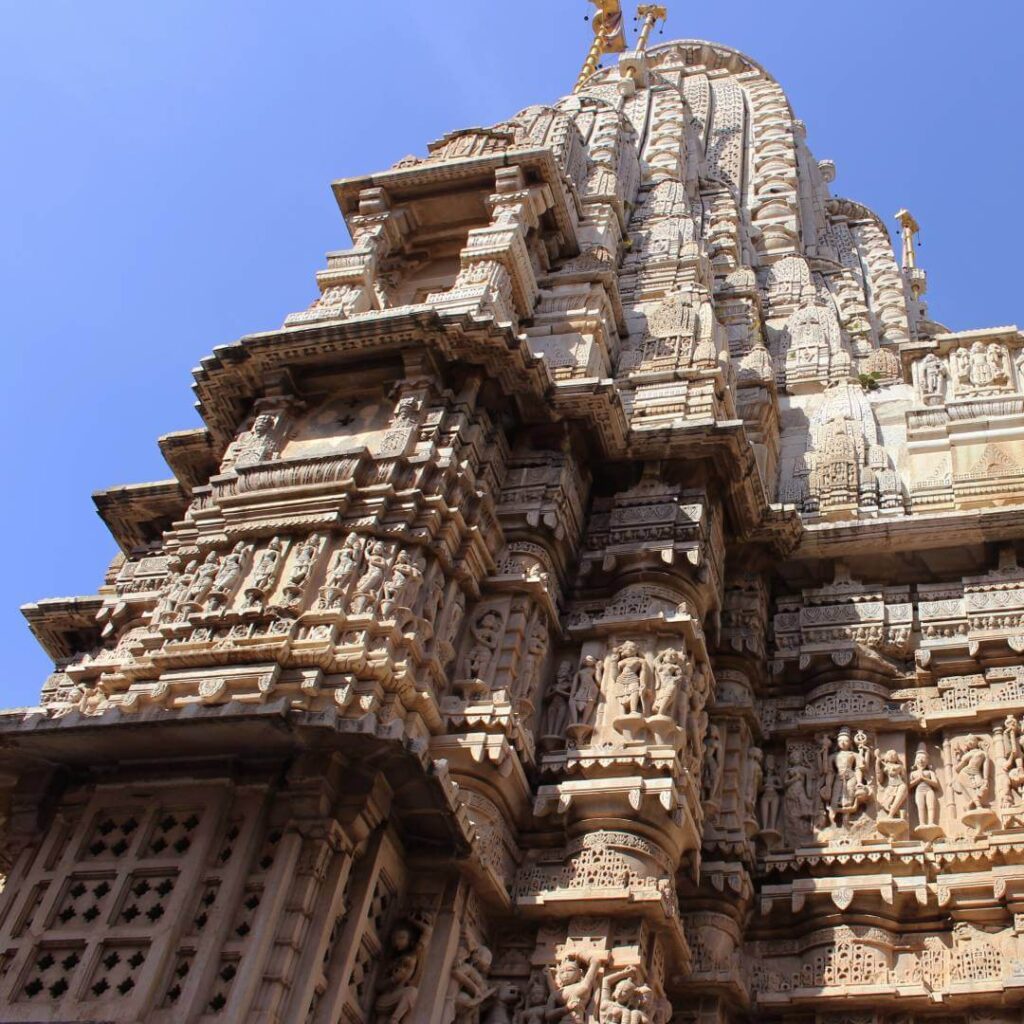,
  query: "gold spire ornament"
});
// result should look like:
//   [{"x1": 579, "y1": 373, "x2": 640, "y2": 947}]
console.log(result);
[
  {"x1": 895, "y1": 209, "x2": 920, "y2": 271},
  {"x1": 574, "y1": 1, "x2": 628, "y2": 93},
  {"x1": 635, "y1": 4, "x2": 667, "y2": 52}
]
